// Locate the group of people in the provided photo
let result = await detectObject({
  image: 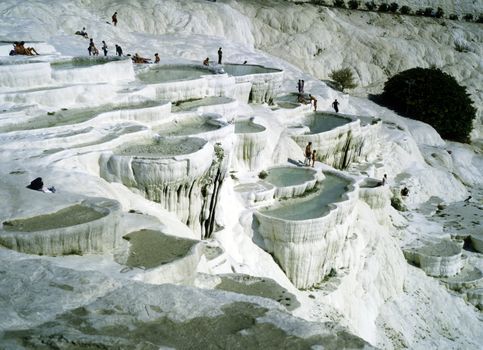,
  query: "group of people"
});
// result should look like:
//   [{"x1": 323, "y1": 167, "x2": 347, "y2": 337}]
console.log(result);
[
  {"x1": 304, "y1": 142, "x2": 317, "y2": 167},
  {"x1": 296, "y1": 80, "x2": 341, "y2": 113},
  {"x1": 9, "y1": 41, "x2": 39, "y2": 56},
  {"x1": 203, "y1": 47, "x2": 223, "y2": 66}
]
